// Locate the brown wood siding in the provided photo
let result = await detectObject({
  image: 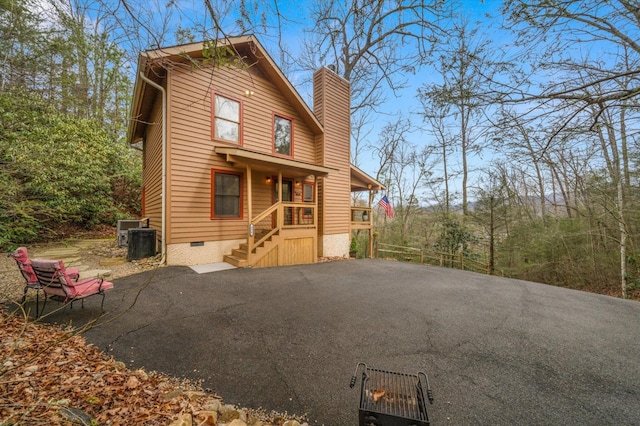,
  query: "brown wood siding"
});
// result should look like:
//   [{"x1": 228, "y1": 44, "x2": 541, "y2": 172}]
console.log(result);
[
  {"x1": 316, "y1": 176, "x2": 325, "y2": 253},
  {"x1": 143, "y1": 97, "x2": 164, "y2": 244},
  {"x1": 254, "y1": 246, "x2": 278, "y2": 268},
  {"x1": 313, "y1": 68, "x2": 351, "y2": 235},
  {"x1": 314, "y1": 120, "x2": 325, "y2": 246},
  {"x1": 166, "y1": 62, "x2": 319, "y2": 245},
  {"x1": 282, "y1": 237, "x2": 315, "y2": 265},
  {"x1": 252, "y1": 172, "x2": 273, "y2": 217},
  {"x1": 313, "y1": 79, "x2": 325, "y2": 243},
  {"x1": 165, "y1": 74, "x2": 173, "y2": 244}
]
